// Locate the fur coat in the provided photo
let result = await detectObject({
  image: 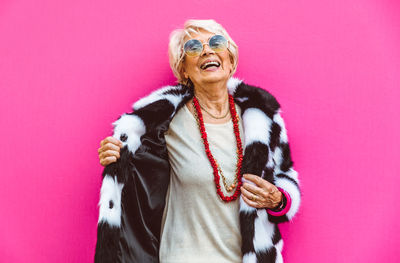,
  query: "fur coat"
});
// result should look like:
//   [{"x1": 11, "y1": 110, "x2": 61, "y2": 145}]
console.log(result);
[{"x1": 94, "y1": 77, "x2": 301, "y2": 263}]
